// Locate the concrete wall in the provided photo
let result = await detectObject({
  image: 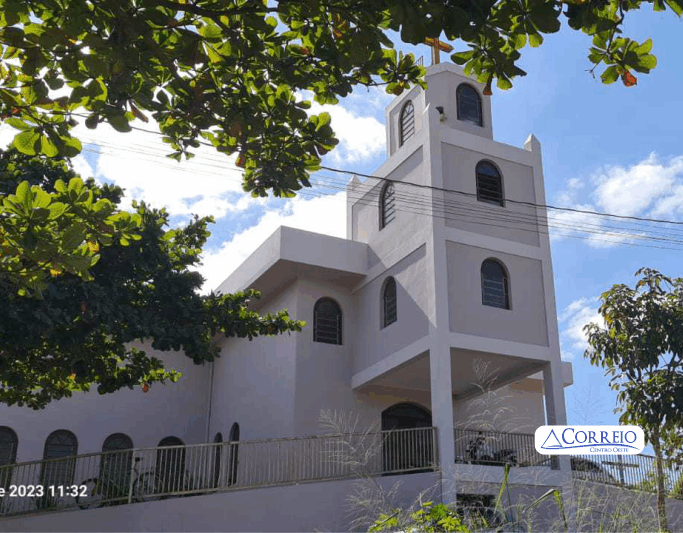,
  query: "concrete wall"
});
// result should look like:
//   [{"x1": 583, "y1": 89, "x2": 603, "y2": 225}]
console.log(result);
[
  {"x1": 0, "y1": 345, "x2": 210, "y2": 463},
  {"x1": 446, "y1": 241, "x2": 549, "y2": 346},
  {"x1": 352, "y1": 146, "x2": 425, "y2": 246},
  {"x1": 441, "y1": 143, "x2": 540, "y2": 247},
  {"x1": 210, "y1": 283, "x2": 299, "y2": 441},
  {"x1": 353, "y1": 245, "x2": 430, "y2": 374},
  {"x1": 0, "y1": 472, "x2": 441, "y2": 532}
]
